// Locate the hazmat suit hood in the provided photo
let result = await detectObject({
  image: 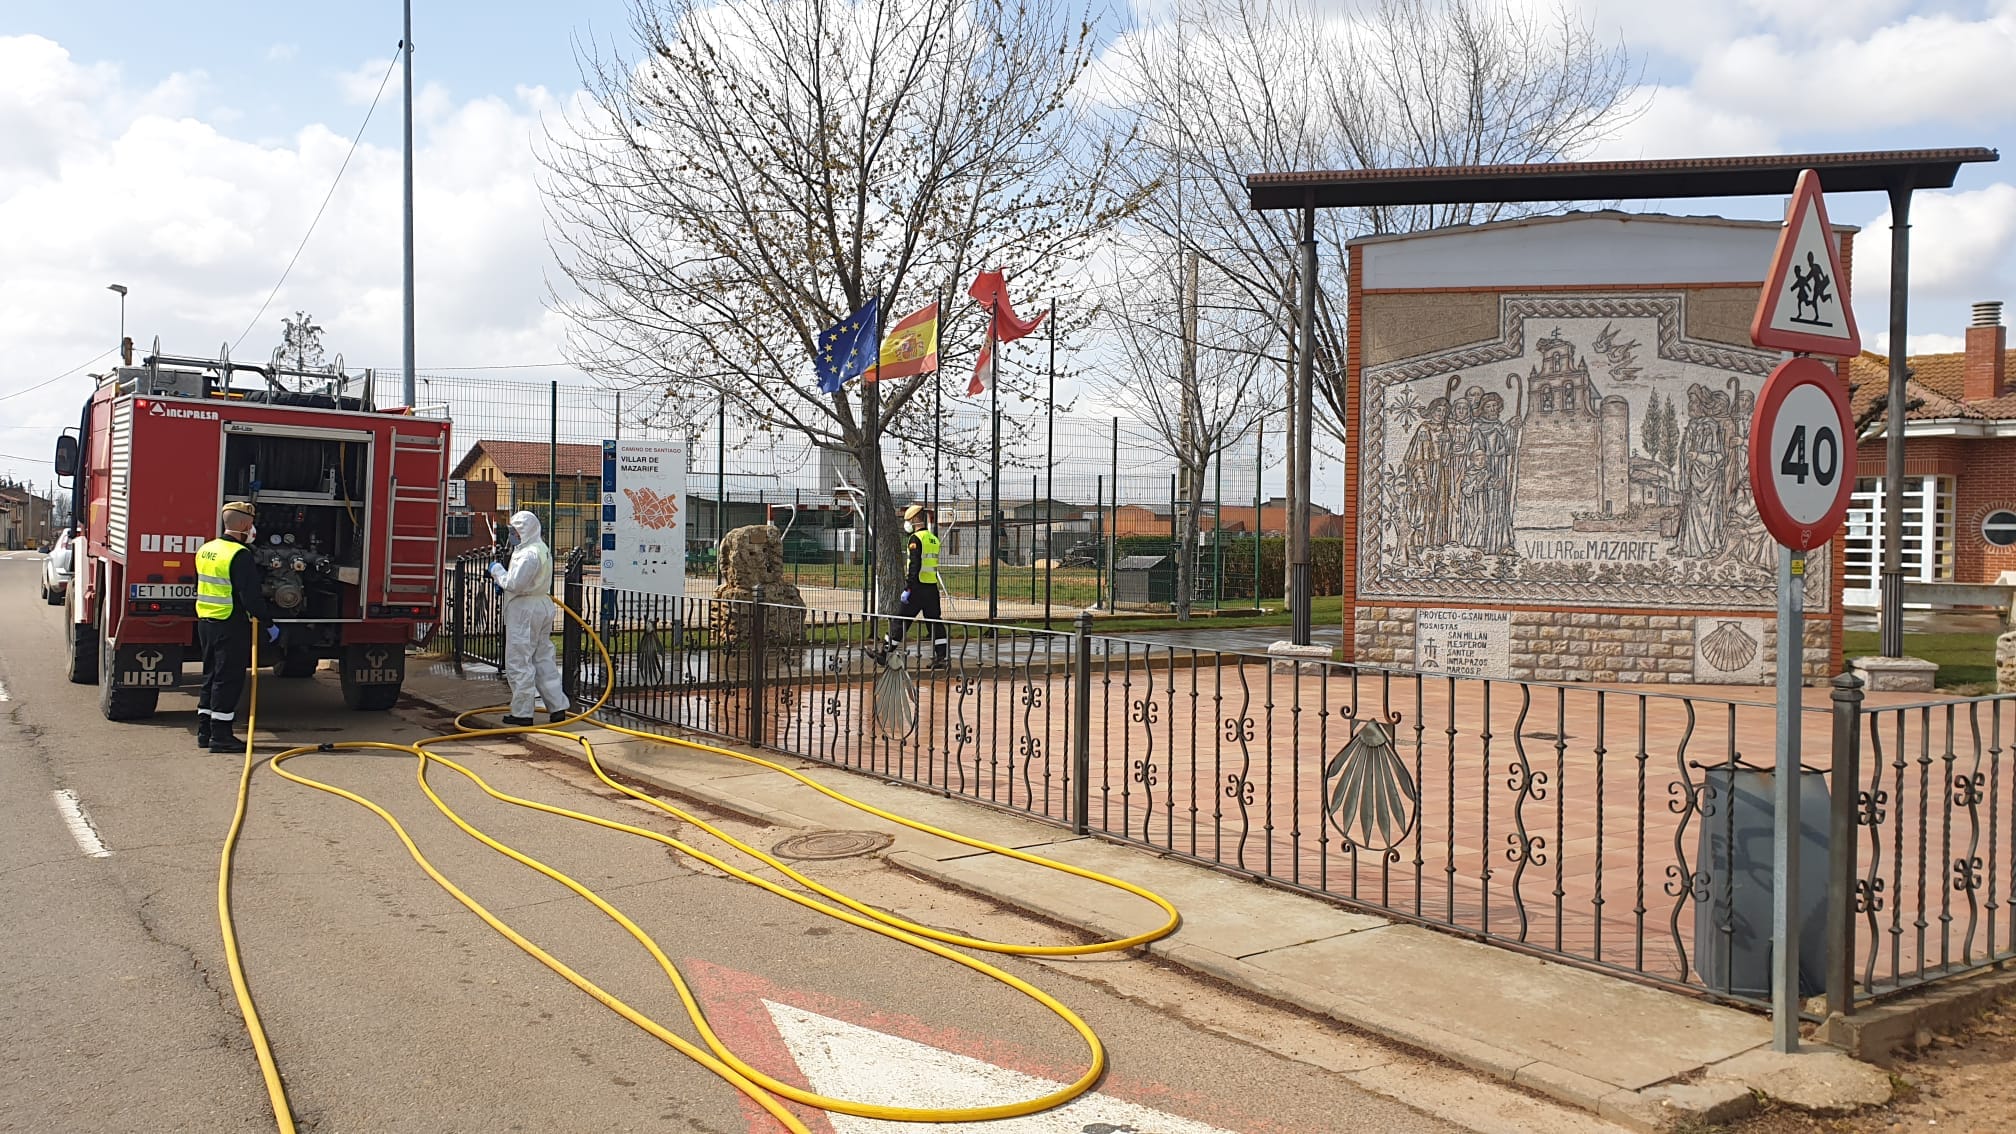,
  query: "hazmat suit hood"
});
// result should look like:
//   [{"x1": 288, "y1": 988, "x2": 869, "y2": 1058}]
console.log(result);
[{"x1": 508, "y1": 510, "x2": 543, "y2": 546}]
